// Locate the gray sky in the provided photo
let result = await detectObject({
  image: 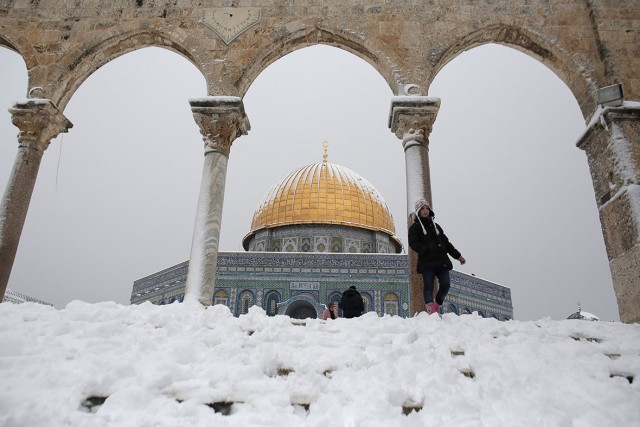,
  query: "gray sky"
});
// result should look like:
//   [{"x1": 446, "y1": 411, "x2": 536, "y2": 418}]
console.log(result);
[{"x1": 0, "y1": 43, "x2": 619, "y2": 321}]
